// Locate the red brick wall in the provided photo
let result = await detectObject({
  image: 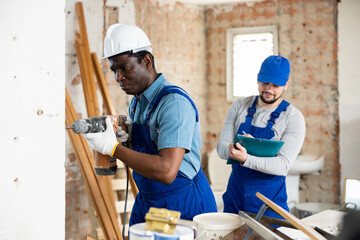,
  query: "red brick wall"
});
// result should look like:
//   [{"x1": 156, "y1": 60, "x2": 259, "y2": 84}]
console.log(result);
[
  {"x1": 65, "y1": 151, "x2": 93, "y2": 239},
  {"x1": 205, "y1": 0, "x2": 339, "y2": 203}
]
